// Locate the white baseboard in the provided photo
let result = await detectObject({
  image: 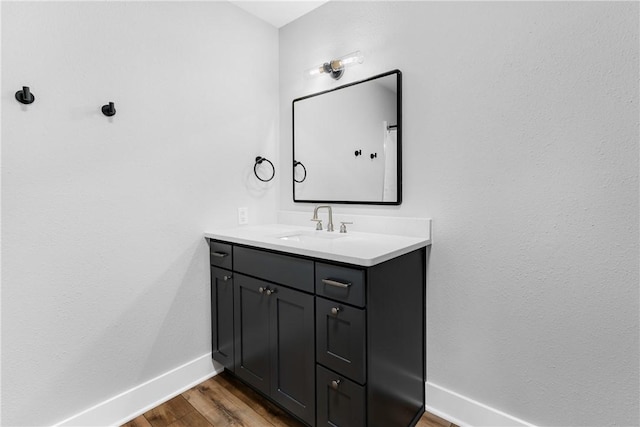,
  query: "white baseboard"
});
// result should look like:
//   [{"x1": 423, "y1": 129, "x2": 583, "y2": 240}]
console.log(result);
[
  {"x1": 54, "y1": 353, "x2": 223, "y2": 427},
  {"x1": 51, "y1": 357, "x2": 536, "y2": 427},
  {"x1": 426, "y1": 382, "x2": 536, "y2": 427}
]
